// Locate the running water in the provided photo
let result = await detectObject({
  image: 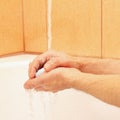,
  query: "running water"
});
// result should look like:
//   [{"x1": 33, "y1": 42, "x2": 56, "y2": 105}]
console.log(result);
[
  {"x1": 26, "y1": 89, "x2": 54, "y2": 120},
  {"x1": 47, "y1": 0, "x2": 52, "y2": 49},
  {"x1": 26, "y1": 1, "x2": 54, "y2": 120}
]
